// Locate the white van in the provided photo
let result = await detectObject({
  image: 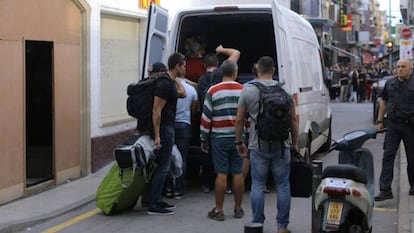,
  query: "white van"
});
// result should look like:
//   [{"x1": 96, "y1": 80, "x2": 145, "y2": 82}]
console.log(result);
[{"x1": 142, "y1": 1, "x2": 332, "y2": 161}]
